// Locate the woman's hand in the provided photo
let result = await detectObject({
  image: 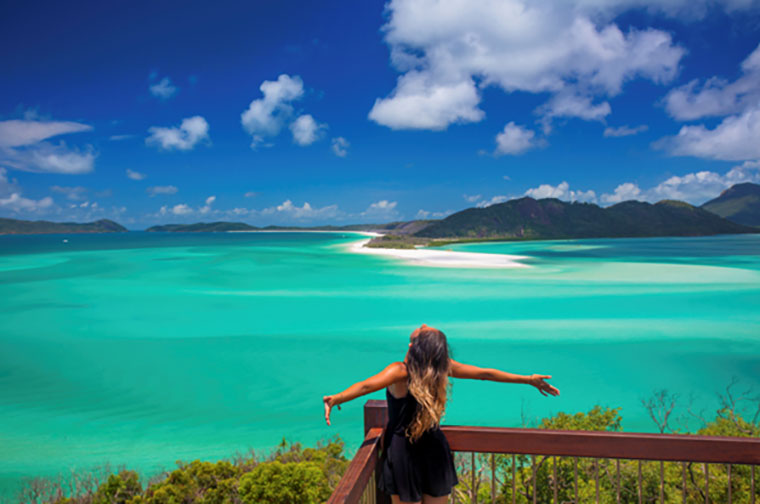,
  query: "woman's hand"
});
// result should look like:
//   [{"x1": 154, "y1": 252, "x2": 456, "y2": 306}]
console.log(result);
[
  {"x1": 323, "y1": 395, "x2": 341, "y2": 426},
  {"x1": 529, "y1": 375, "x2": 560, "y2": 397}
]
